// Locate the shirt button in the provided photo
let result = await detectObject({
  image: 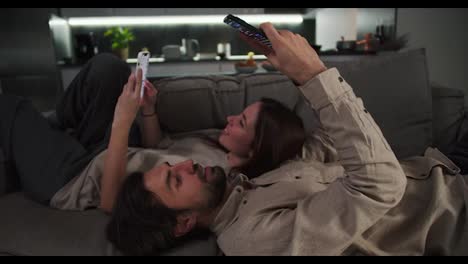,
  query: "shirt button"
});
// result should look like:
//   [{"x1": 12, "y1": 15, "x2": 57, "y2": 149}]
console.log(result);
[
  {"x1": 243, "y1": 200, "x2": 247, "y2": 205},
  {"x1": 338, "y1": 77, "x2": 344, "y2": 82}
]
